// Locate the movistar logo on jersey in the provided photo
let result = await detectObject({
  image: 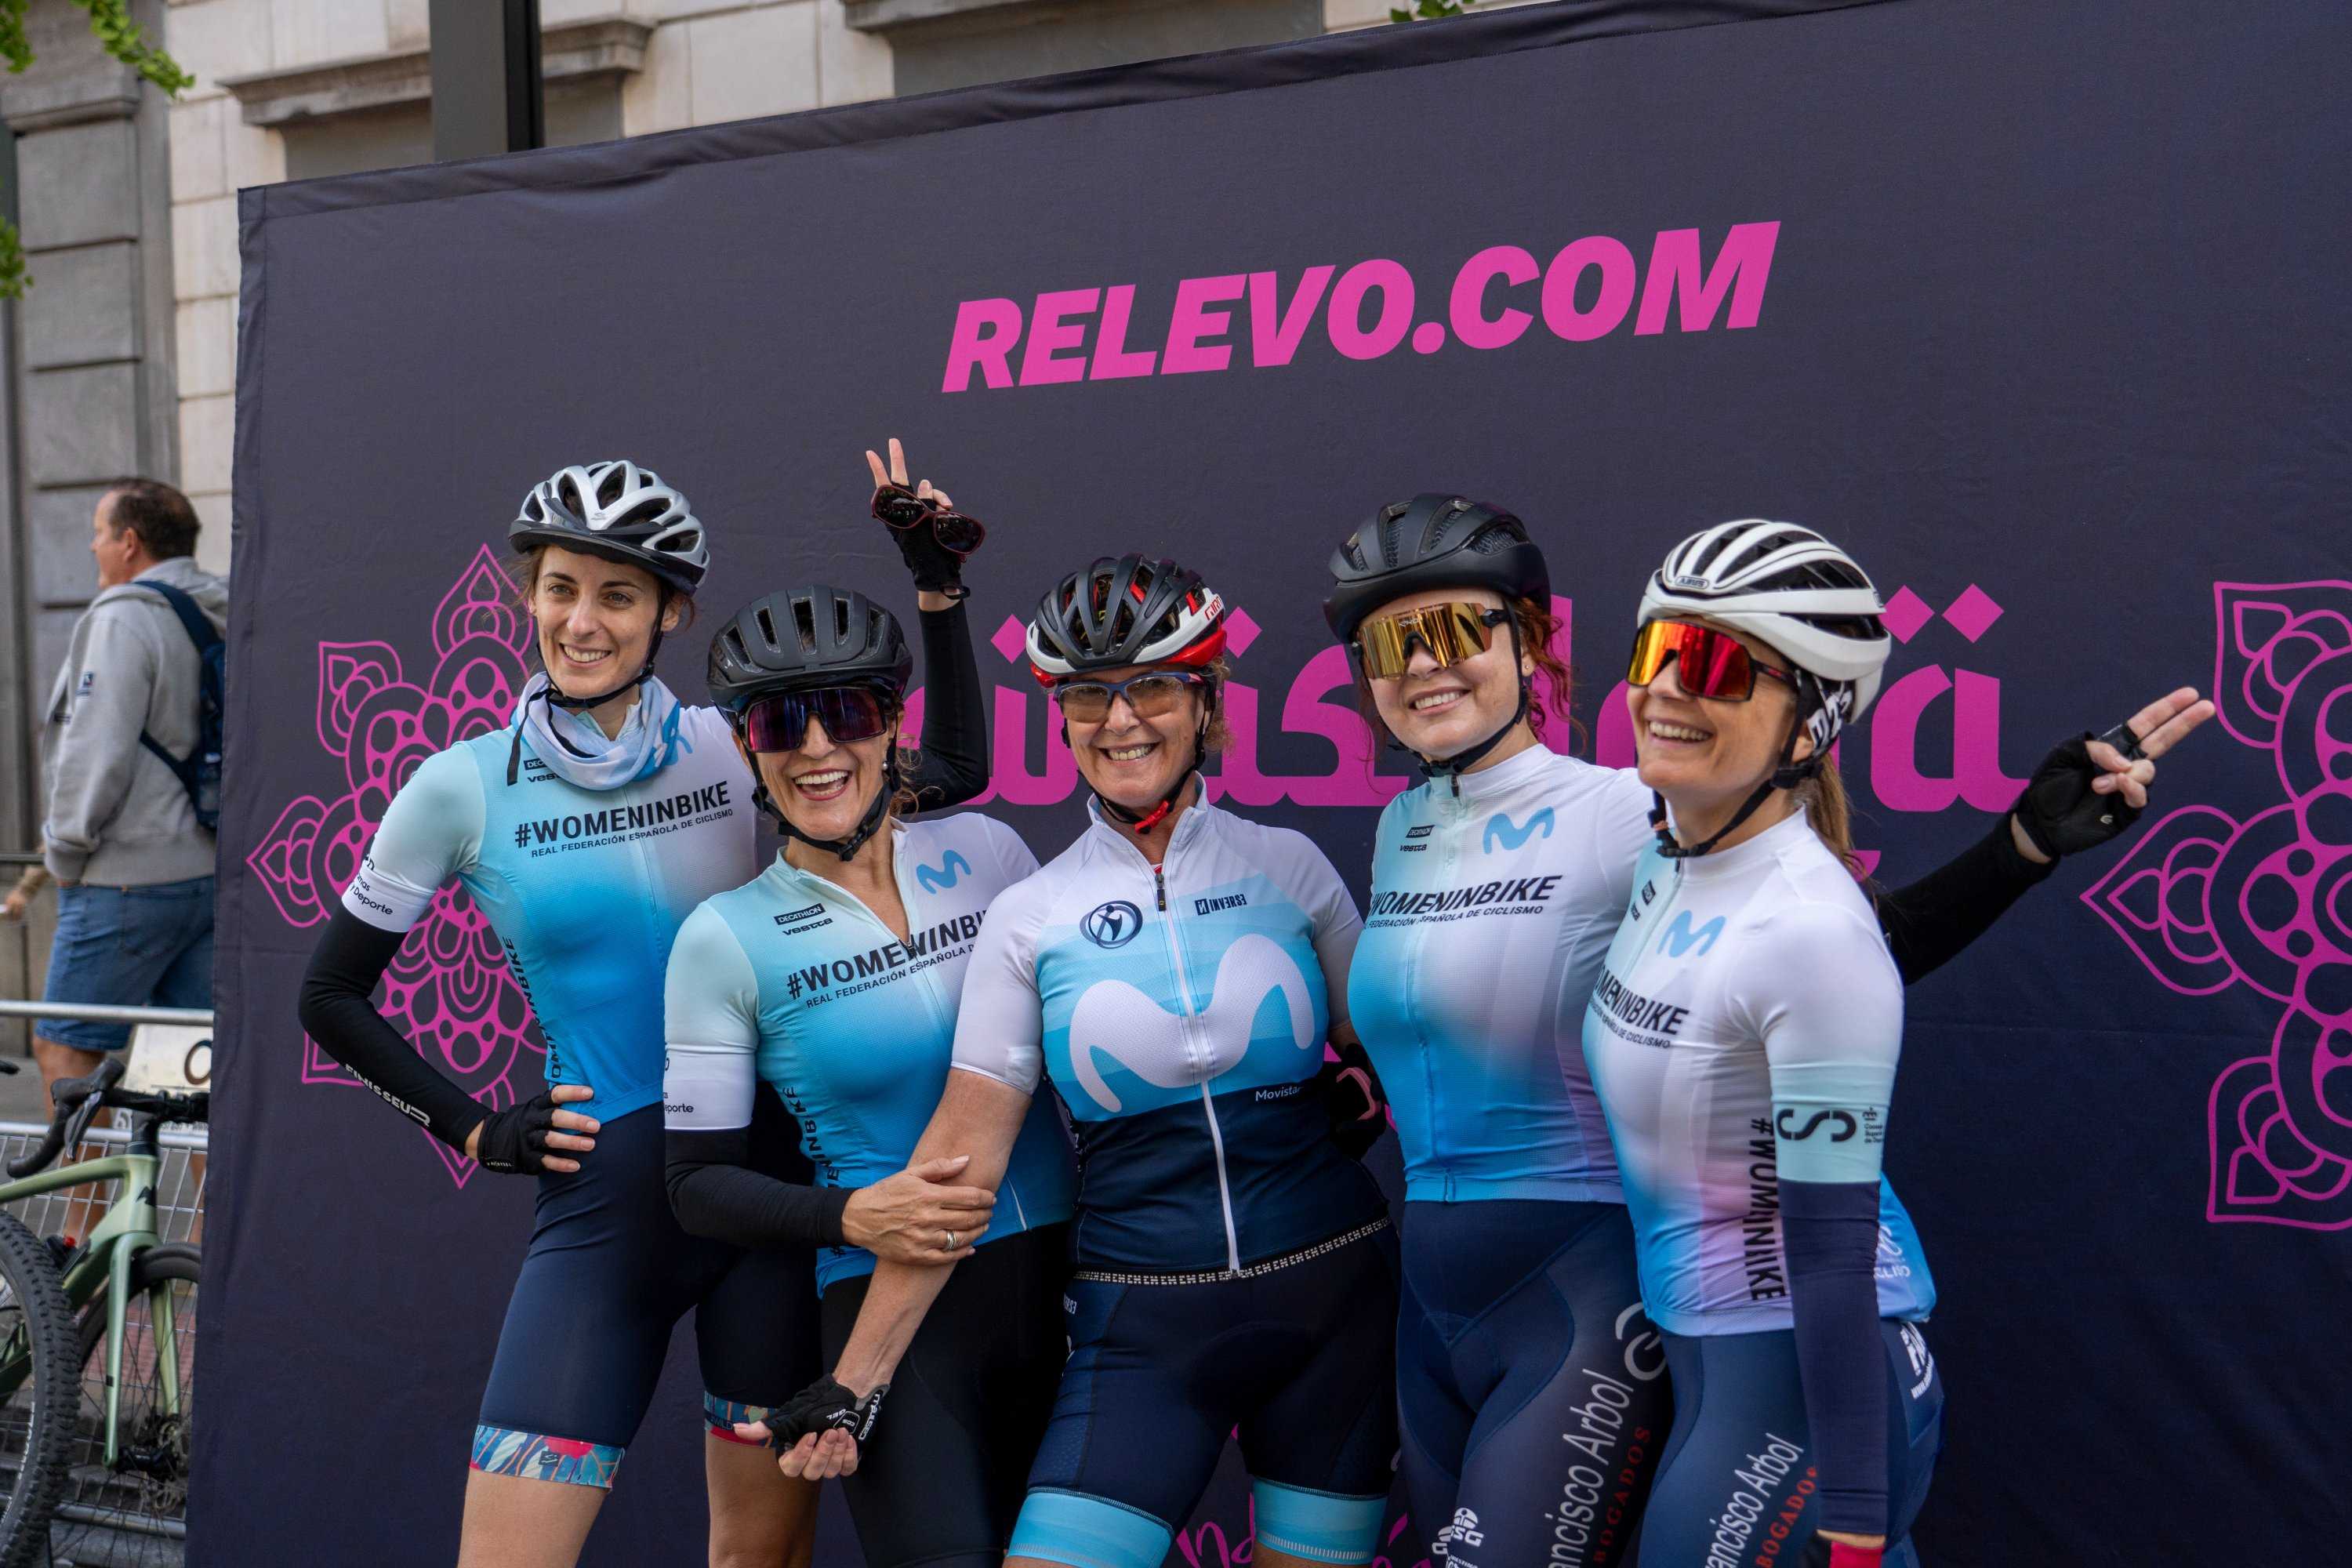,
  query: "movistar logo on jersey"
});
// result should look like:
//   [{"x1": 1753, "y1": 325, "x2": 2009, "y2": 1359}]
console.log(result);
[
  {"x1": 1081, "y1": 900, "x2": 1144, "y2": 949},
  {"x1": 513, "y1": 781, "x2": 731, "y2": 850},
  {"x1": 785, "y1": 912, "x2": 983, "y2": 1001},
  {"x1": 1483, "y1": 808, "x2": 1554, "y2": 854},
  {"x1": 915, "y1": 851, "x2": 971, "y2": 893},
  {"x1": 1656, "y1": 911, "x2": 1725, "y2": 958},
  {"x1": 1066, "y1": 934, "x2": 1313, "y2": 1112}
]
